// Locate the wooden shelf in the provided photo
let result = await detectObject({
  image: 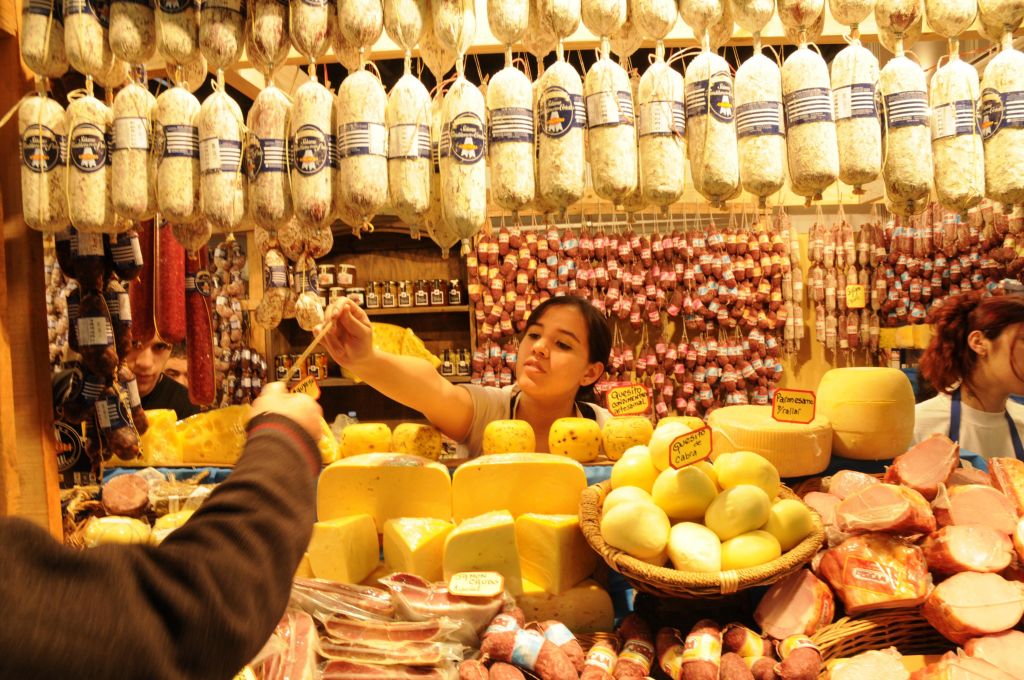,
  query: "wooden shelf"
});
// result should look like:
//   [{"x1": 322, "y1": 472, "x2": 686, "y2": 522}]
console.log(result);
[
  {"x1": 366, "y1": 305, "x2": 469, "y2": 317},
  {"x1": 318, "y1": 375, "x2": 471, "y2": 388}
]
